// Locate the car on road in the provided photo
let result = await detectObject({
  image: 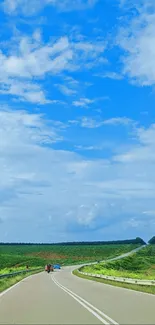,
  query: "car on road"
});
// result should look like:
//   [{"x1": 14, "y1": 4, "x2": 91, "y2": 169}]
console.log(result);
[{"x1": 53, "y1": 264, "x2": 61, "y2": 269}]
